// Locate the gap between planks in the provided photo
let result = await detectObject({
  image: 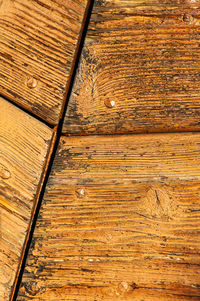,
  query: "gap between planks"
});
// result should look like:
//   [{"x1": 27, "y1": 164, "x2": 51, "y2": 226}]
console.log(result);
[{"x1": 11, "y1": 0, "x2": 95, "y2": 300}]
